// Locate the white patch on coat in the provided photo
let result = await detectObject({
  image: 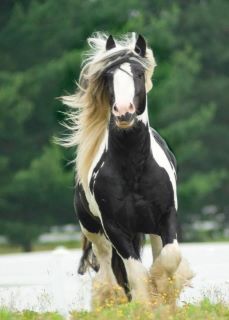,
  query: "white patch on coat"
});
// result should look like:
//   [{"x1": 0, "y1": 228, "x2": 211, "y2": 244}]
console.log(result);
[
  {"x1": 149, "y1": 239, "x2": 194, "y2": 303},
  {"x1": 136, "y1": 99, "x2": 177, "y2": 208},
  {"x1": 149, "y1": 129, "x2": 178, "y2": 210},
  {"x1": 87, "y1": 130, "x2": 108, "y2": 187},
  {"x1": 123, "y1": 257, "x2": 150, "y2": 302},
  {"x1": 136, "y1": 98, "x2": 148, "y2": 125},
  {"x1": 150, "y1": 234, "x2": 163, "y2": 261},
  {"x1": 80, "y1": 224, "x2": 117, "y2": 284},
  {"x1": 159, "y1": 239, "x2": 181, "y2": 273},
  {"x1": 84, "y1": 131, "x2": 108, "y2": 219},
  {"x1": 92, "y1": 161, "x2": 105, "y2": 192},
  {"x1": 113, "y1": 63, "x2": 134, "y2": 107}
]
